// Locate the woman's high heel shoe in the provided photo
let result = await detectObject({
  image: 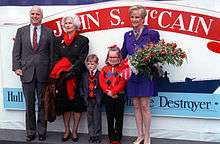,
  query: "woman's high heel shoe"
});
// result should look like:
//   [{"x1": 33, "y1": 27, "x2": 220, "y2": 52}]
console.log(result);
[
  {"x1": 133, "y1": 136, "x2": 144, "y2": 144},
  {"x1": 72, "y1": 133, "x2": 79, "y2": 142},
  {"x1": 61, "y1": 132, "x2": 71, "y2": 142},
  {"x1": 144, "y1": 138, "x2": 151, "y2": 144},
  {"x1": 72, "y1": 136, "x2": 79, "y2": 142}
]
